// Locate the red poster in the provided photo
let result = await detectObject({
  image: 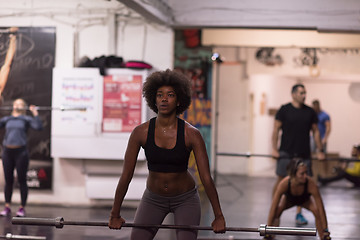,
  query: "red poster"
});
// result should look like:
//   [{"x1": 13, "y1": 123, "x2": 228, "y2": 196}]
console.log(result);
[{"x1": 102, "y1": 74, "x2": 142, "y2": 132}]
